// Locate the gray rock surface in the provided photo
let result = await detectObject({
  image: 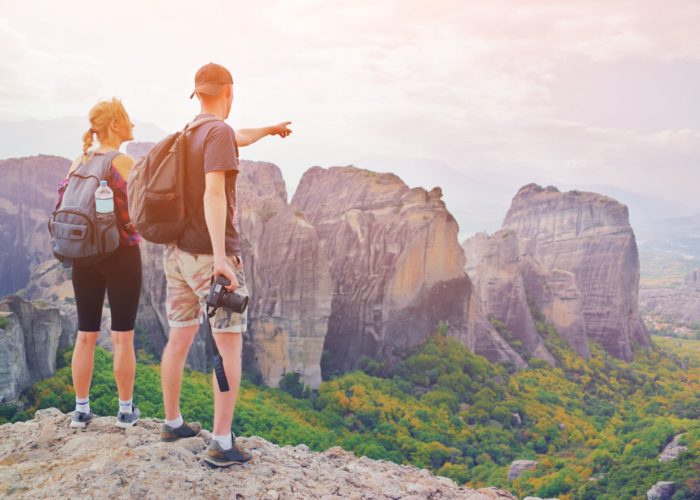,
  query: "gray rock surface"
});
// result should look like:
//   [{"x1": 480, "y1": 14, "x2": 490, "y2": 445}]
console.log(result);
[
  {"x1": 247, "y1": 206, "x2": 332, "y2": 388},
  {"x1": 0, "y1": 155, "x2": 68, "y2": 296},
  {"x1": 658, "y1": 433, "x2": 688, "y2": 463},
  {"x1": 0, "y1": 408, "x2": 517, "y2": 499},
  {"x1": 647, "y1": 481, "x2": 675, "y2": 500},
  {"x1": 463, "y1": 230, "x2": 556, "y2": 364},
  {"x1": 640, "y1": 269, "x2": 700, "y2": 324},
  {"x1": 0, "y1": 311, "x2": 29, "y2": 402},
  {"x1": 0, "y1": 296, "x2": 62, "y2": 401},
  {"x1": 507, "y1": 459, "x2": 538, "y2": 481}
]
